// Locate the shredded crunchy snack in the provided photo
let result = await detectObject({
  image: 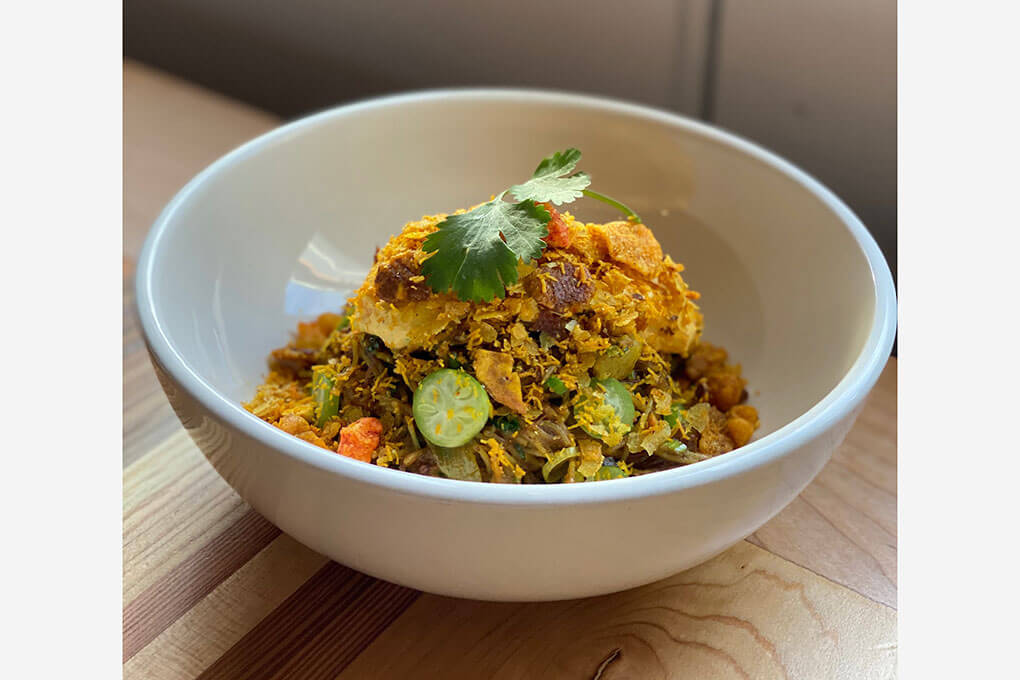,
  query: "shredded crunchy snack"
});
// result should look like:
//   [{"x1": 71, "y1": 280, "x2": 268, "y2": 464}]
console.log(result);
[{"x1": 245, "y1": 150, "x2": 758, "y2": 482}]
